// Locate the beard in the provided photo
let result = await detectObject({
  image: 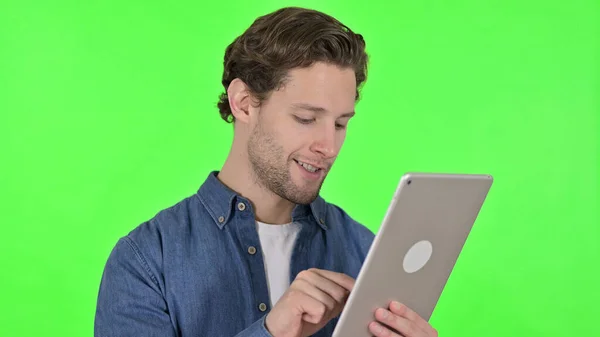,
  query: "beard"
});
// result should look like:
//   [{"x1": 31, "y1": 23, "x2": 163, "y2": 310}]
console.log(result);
[{"x1": 247, "y1": 120, "x2": 325, "y2": 205}]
